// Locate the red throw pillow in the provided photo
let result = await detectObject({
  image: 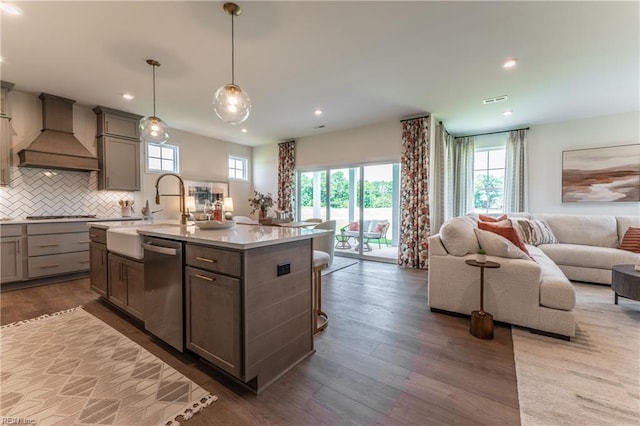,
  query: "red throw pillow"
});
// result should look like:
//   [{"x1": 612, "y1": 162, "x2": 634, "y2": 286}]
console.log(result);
[
  {"x1": 619, "y1": 227, "x2": 640, "y2": 253},
  {"x1": 348, "y1": 221, "x2": 359, "y2": 231},
  {"x1": 479, "y1": 213, "x2": 508, "y2": 222},
  {"x1": 478, "y1": 221, "x2": 531, "y2": 257},
  {"x1": 373, "y1": 223, "x2": 386, "y2": 233}
]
